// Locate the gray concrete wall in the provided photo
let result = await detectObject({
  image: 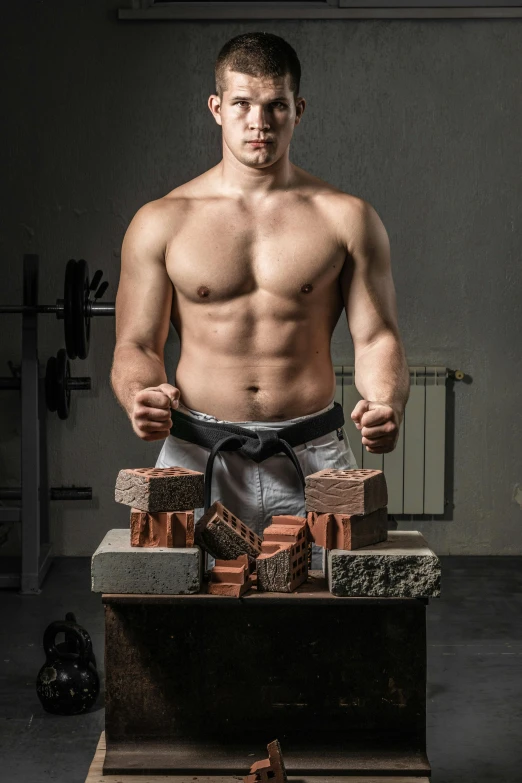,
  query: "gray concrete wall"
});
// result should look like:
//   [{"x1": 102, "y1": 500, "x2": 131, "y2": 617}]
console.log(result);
[{"x1": 1, "y1": 1, "x2": 521, "y2": 555}]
